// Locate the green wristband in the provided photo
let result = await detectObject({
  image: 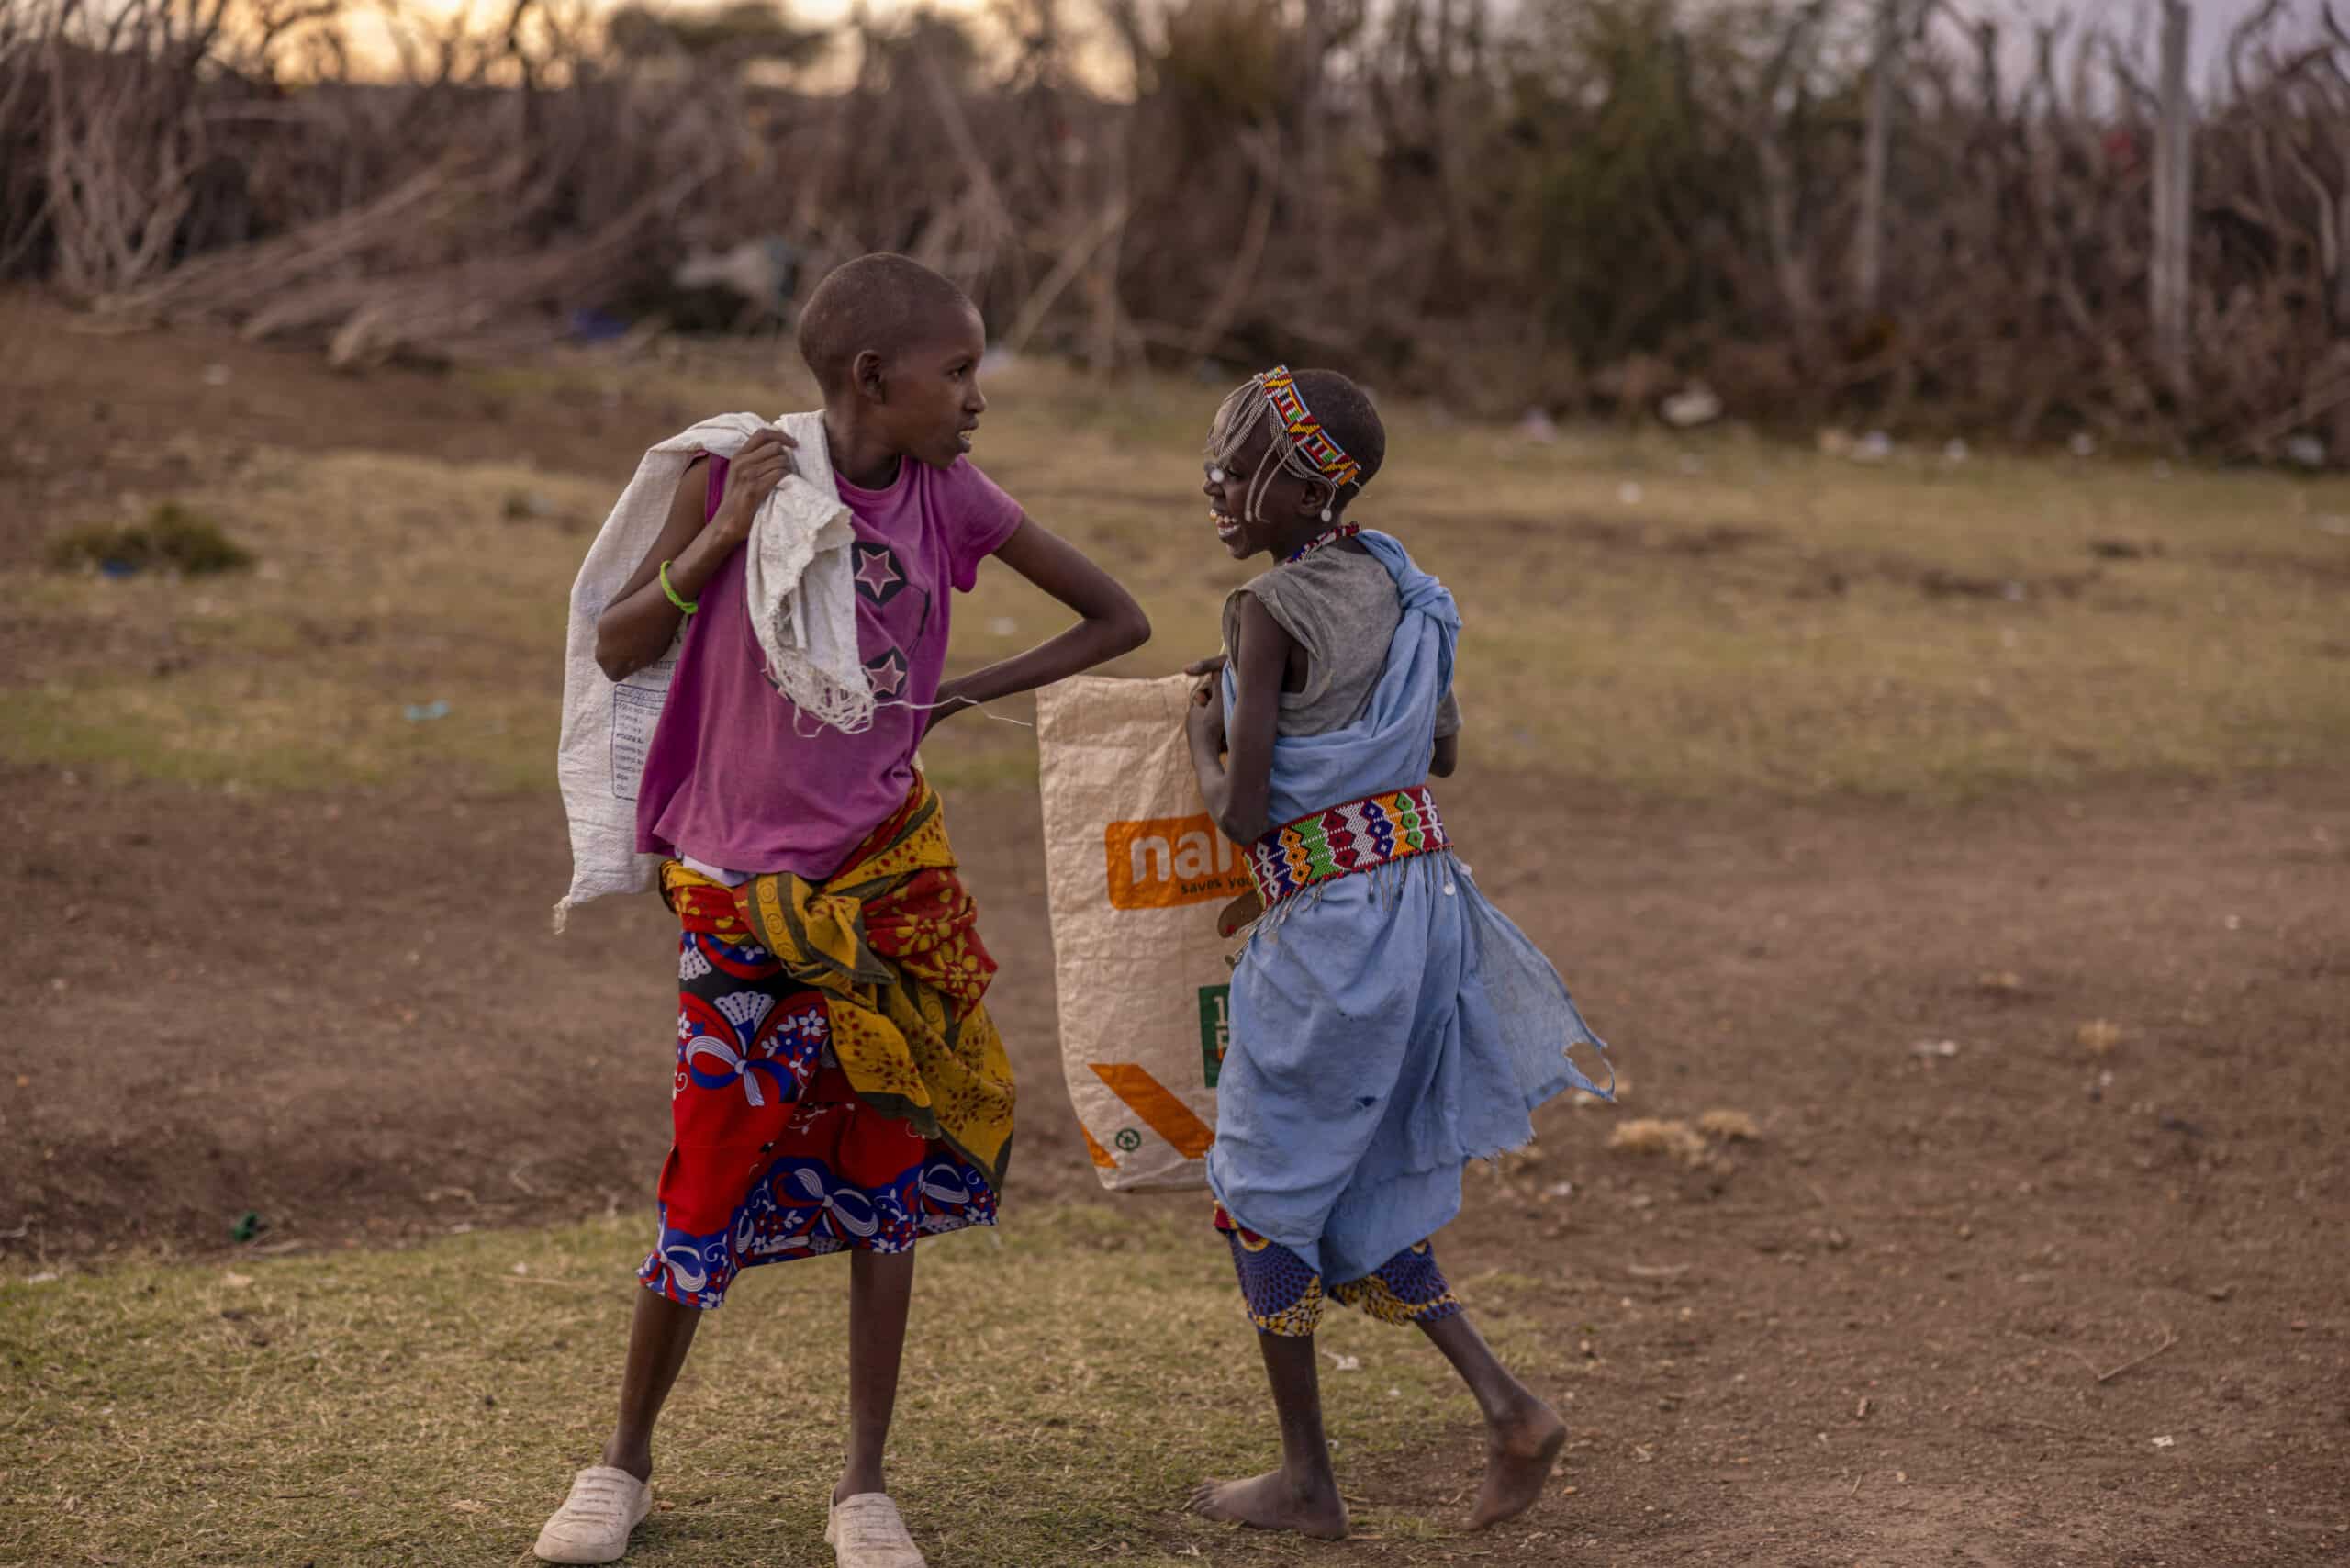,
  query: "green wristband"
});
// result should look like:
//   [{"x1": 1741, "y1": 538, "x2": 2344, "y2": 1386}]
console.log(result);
[{"x1": 659, "y1": 560, "x2": 697, "y2": 615}]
